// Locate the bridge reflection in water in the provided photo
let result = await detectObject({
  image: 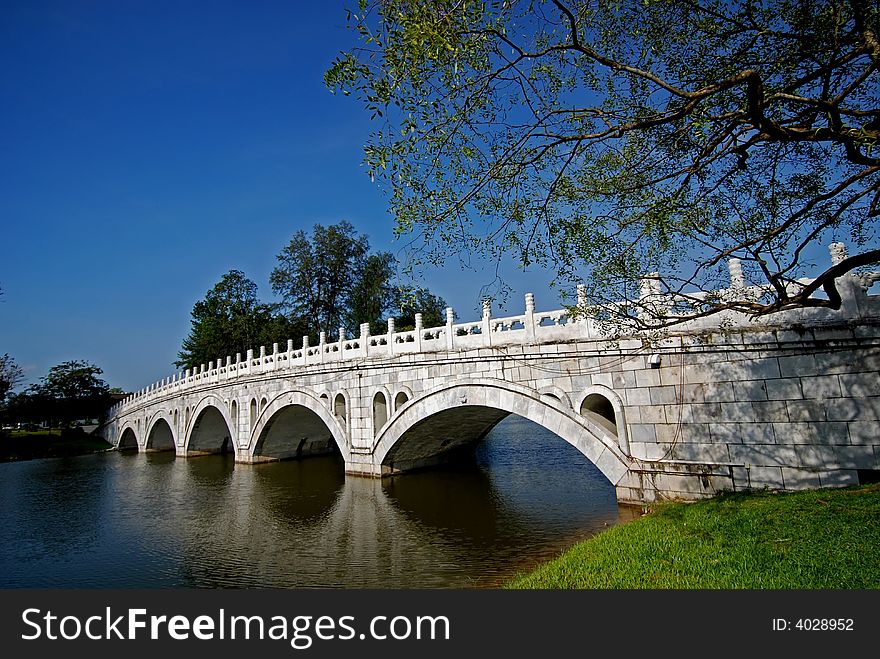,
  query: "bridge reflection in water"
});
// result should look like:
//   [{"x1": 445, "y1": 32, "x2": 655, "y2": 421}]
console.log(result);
[{"x1": 0, "y1": 416, "x2": 635, "y2": 588}]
